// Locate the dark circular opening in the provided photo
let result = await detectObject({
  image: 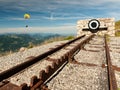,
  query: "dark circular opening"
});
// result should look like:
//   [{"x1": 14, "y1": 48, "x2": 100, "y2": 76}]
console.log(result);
[{"x1": 91, "y1": 22, "x2": 97, "y2": 28}]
